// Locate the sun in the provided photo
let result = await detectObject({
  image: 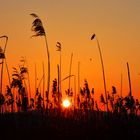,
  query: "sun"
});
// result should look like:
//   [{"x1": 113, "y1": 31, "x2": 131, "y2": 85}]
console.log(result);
[{"x1": 62, "y1": 99, "x2": 71, "y2": 108}]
